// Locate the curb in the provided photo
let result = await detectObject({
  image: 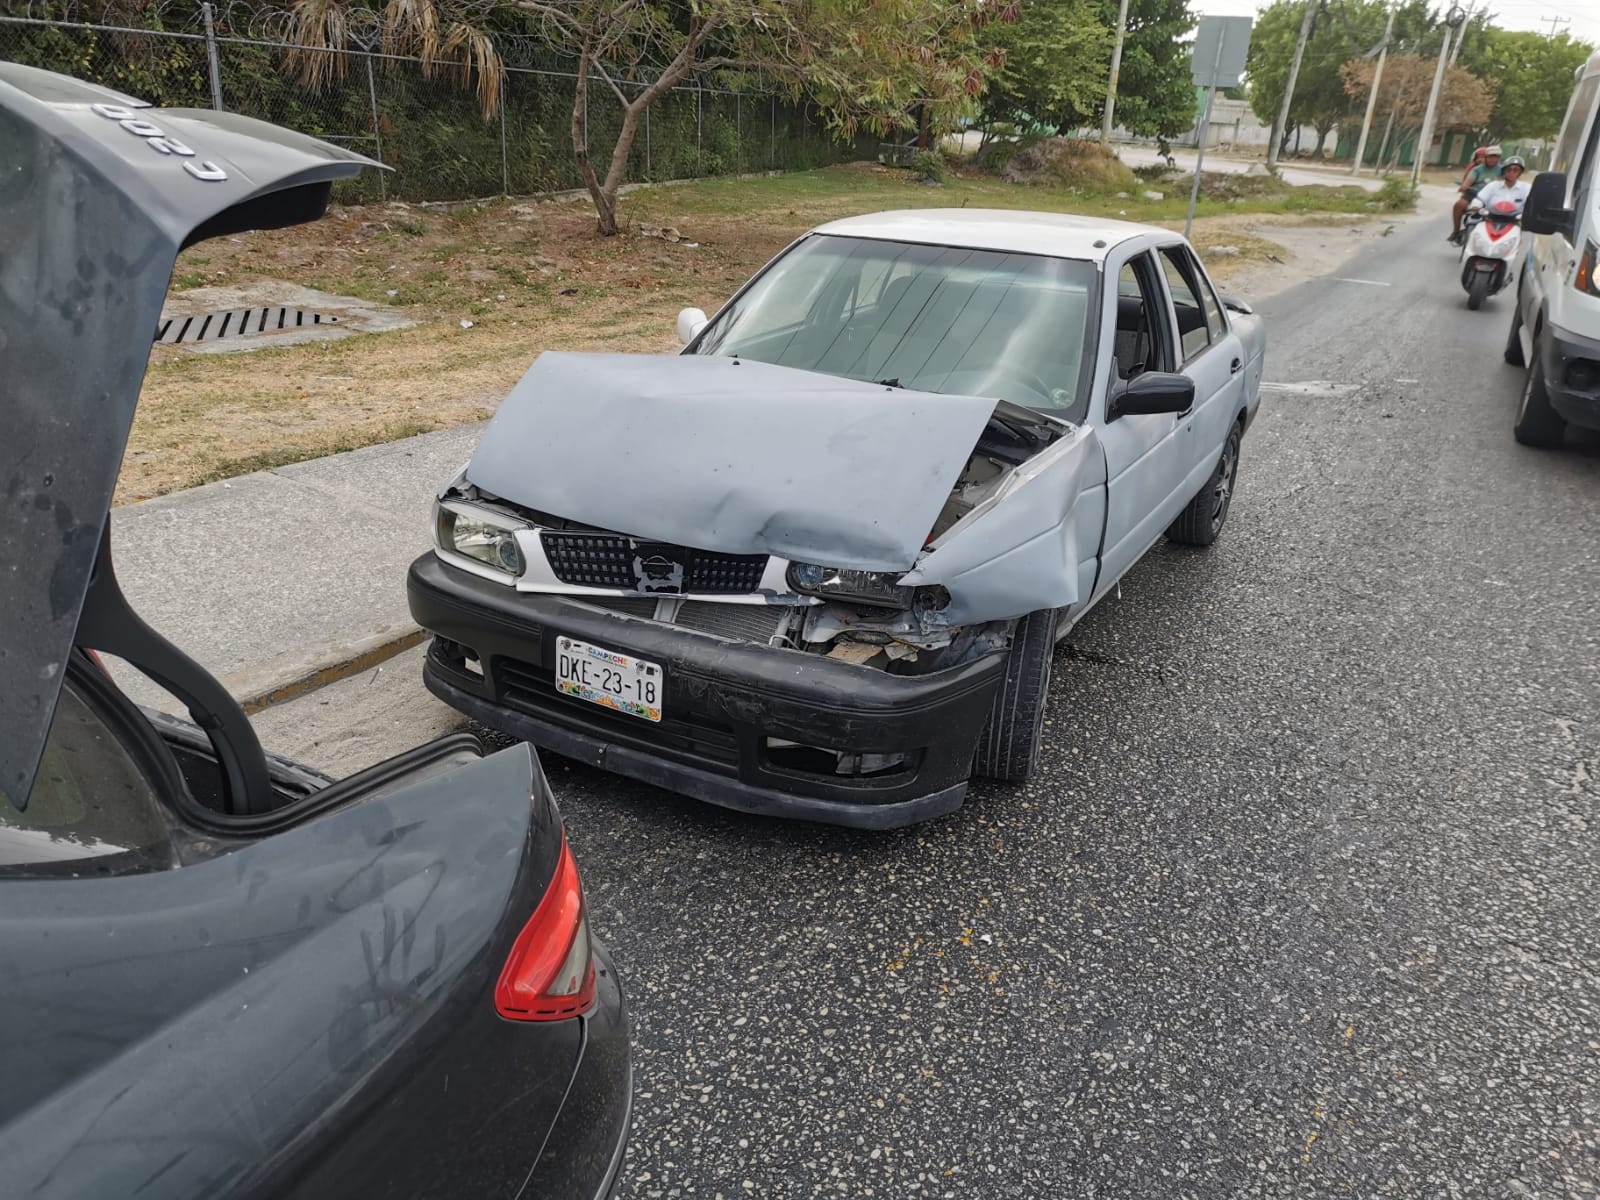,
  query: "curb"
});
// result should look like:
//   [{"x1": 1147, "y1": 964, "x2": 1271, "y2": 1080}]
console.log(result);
[{"x1": 227, "y1": 623, "x2": 427, "y2": 715}]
